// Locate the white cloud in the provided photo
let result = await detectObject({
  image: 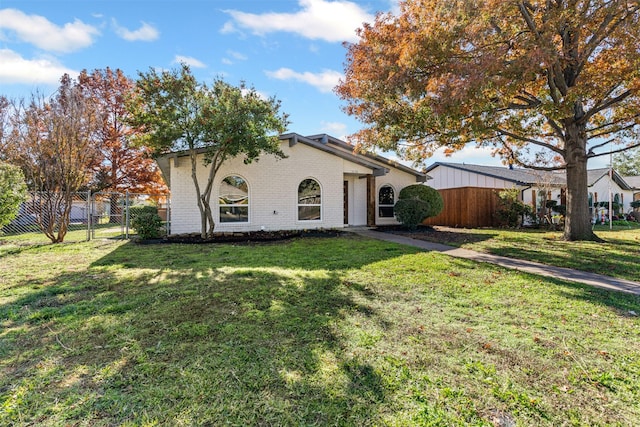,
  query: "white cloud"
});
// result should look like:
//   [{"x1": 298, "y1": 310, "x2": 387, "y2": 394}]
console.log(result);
[
  {"x1": 428, "y1": 145, "x2": 504, "y2": 166},
  {"x1": 223, "y1": 0, "x2": 374, "y2": 43},
  {"x1": 222, "y1": 50, "x2": 248, "y2": 65},
  {"x1": 0, "y1": 8, "x2": 99, "y2": 53},
  {"x1": 112, "y1": 19, "x2": 159, "y2": 42},
  {"x1": 0, "y1": 49, "x2": 77, "y2": 84},
  {"x1": 265, "y1": 67, "x2": 342, "y2": 93},
  {"x1": 320, "y1": 121, "x2": 348, "y2": 138},
  {"x1": 173, "y1": 55, "x2": 206, "y2": 68},
  {"x1": 241, "y1": 88, "x2": 270, "y2": 101},
  {"x1": 228, "y1": 50, "x2": 247, "y2": 61}
]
